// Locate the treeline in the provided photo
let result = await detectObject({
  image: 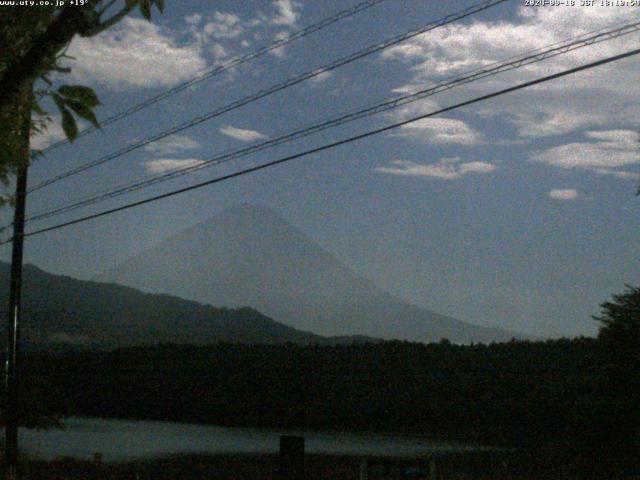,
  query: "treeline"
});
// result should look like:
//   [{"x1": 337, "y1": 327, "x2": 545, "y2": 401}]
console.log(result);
[
  {"x1": 14, "y1": 337, "x2": 639, "y2": 476},
  {"x1": 18, "y1": 339, "x2": 599, "y2": 442}
]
